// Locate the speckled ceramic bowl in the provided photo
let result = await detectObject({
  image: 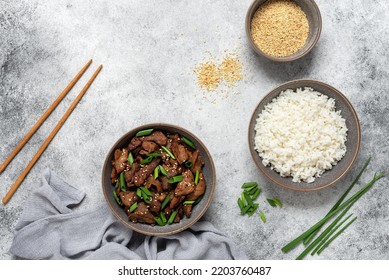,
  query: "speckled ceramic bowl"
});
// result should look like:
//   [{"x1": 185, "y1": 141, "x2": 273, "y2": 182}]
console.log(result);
[
  {"x1": 249, "y1": 80, "x2": 361, "y2": 191},
  {"x1": 245, "y1": 0, "x2": 322, "y2": 62},
  {"x1": 102, "y1": 123, "x2": 216, "y2": 236}
]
